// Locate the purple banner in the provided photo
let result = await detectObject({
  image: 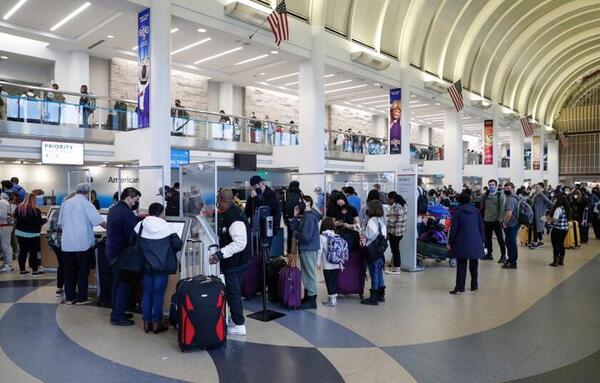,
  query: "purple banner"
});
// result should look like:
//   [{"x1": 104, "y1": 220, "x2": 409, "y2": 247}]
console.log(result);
[
  {"x1": 389, "y1": 88, "x2": 401, "y2": 154},
  {"x1": 137, "y1": 8, "x2": 150, "y2": 129}
]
